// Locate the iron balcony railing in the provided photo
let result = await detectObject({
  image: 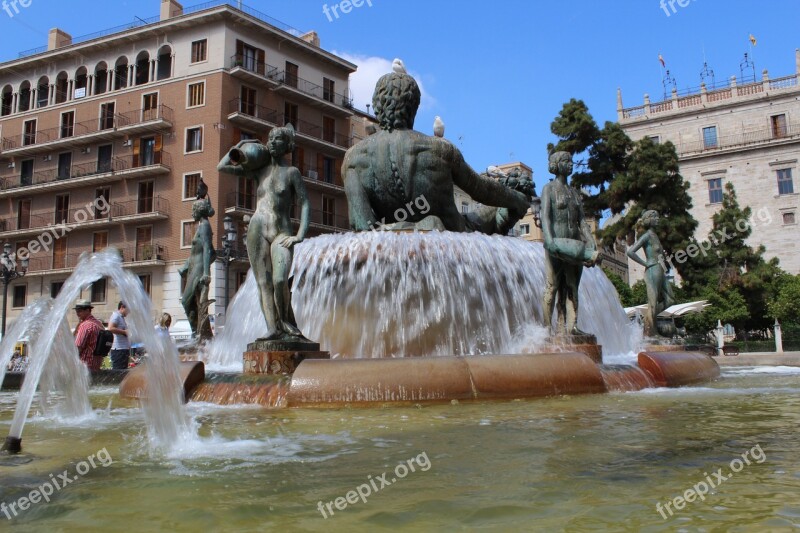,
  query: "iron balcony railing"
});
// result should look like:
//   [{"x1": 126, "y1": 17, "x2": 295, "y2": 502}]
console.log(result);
[
  {"x1": 228, "y1": 98, "x2": 279, "y2": 124},
  {"x1": 272, "y1": 70, "x2": 354, "y2": 110},
  {"x1": 0, "y1": 152, "x2": 171, "y2": 191},
  {"x1": 230, "y1": 54, "x2": 281, "y2": 79},
  {"x1": 680, "y1": 121, "x2": 800, "y2": 156},
  {"x1": 25, "y1": 242, "x2": 167, "y2": 272},
  {"x1": 0, "y1": 104, "x2": 173, "y2": 151},
  {"x1": 110, "y1": 196, "x2": 170, "y2": 218},
  {"x1": 226, "y1": 190, "x2": 256, "y2": 212}
]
